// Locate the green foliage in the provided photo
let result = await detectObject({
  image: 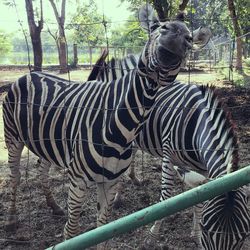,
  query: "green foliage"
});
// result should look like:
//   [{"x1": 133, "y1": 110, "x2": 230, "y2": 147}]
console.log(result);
[
  {"x1": 120, "y1": 0, "x2": 180, "y2": 18},
  {"x1": 244, "y1": 58, "x2": 250, "y2": 68},
  {"x1": 110, "y1": 15, "x2": 147, "y2": 50},
  {"x1": 69, "y1": 2, "x2": 109, "y2": 47},
  {"x1": 215, "y1": 60, "x2": 249, "y2": 87},
  {"x1": 0, "y1": 30, "x2": 12, "y2": 56}
]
